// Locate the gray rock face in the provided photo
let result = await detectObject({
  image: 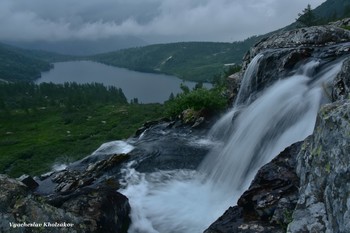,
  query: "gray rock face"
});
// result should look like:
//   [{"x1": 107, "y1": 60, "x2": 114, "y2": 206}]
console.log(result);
[{"x1": 287, "y1": 100, "x2": 350, "y2": 233}]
